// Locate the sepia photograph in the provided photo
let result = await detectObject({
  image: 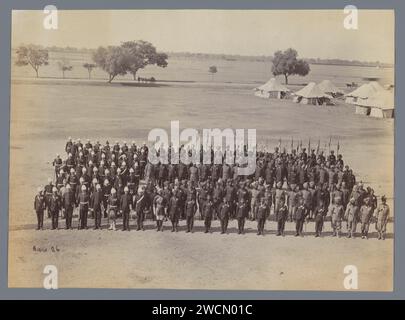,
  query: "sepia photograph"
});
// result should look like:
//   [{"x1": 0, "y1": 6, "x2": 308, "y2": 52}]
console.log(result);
[{"x1": 8, "y1": 9, "x2": 394, "y2": 291}]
